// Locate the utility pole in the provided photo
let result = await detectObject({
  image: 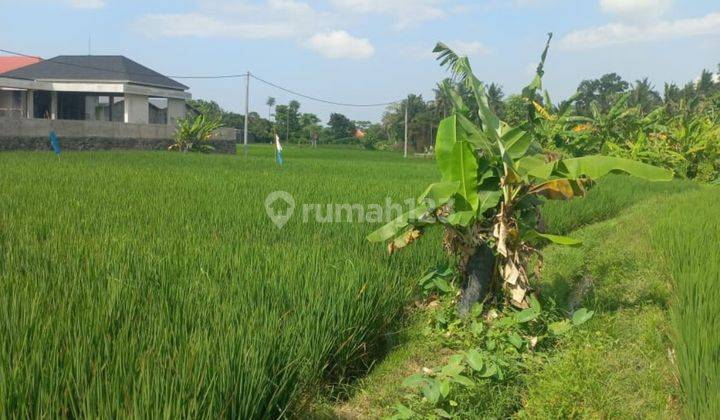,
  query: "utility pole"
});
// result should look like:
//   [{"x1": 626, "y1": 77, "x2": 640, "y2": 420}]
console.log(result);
[
  {"x1": 286, "y1": 105, "x2": 290, "y2": 142},
  {"x1": 429, "y1": 124, "x2": 433, "y2": 153},
  {"x1": 243, "y1": 71, "x2": 250, "y2": 158},
  {"x1": 285, "y1": 103, "x2": 290, "y2": 144},
  {"x1": 403, "y1": 99, "x2": 409, "y2": 158}
]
